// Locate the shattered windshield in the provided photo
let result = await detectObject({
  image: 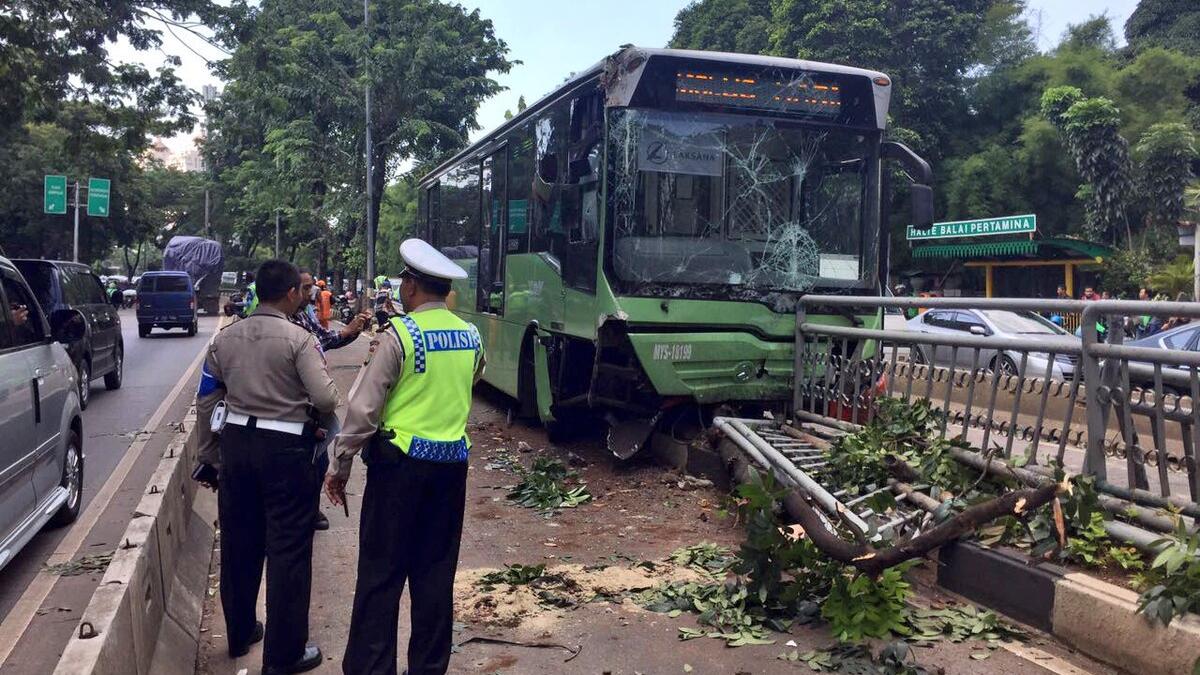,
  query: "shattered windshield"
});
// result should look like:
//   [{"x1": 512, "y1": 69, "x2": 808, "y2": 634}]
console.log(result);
[{"x1": 608, "y1": 109, "x2": 876, "y2": 295}]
